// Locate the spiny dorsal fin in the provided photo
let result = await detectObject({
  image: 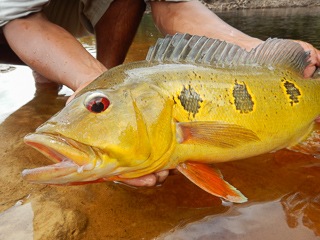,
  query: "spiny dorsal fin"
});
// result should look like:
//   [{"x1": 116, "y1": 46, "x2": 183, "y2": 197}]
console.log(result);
[{"x1": 146, "y1": 33, "x2": 310, "y2": 75}]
